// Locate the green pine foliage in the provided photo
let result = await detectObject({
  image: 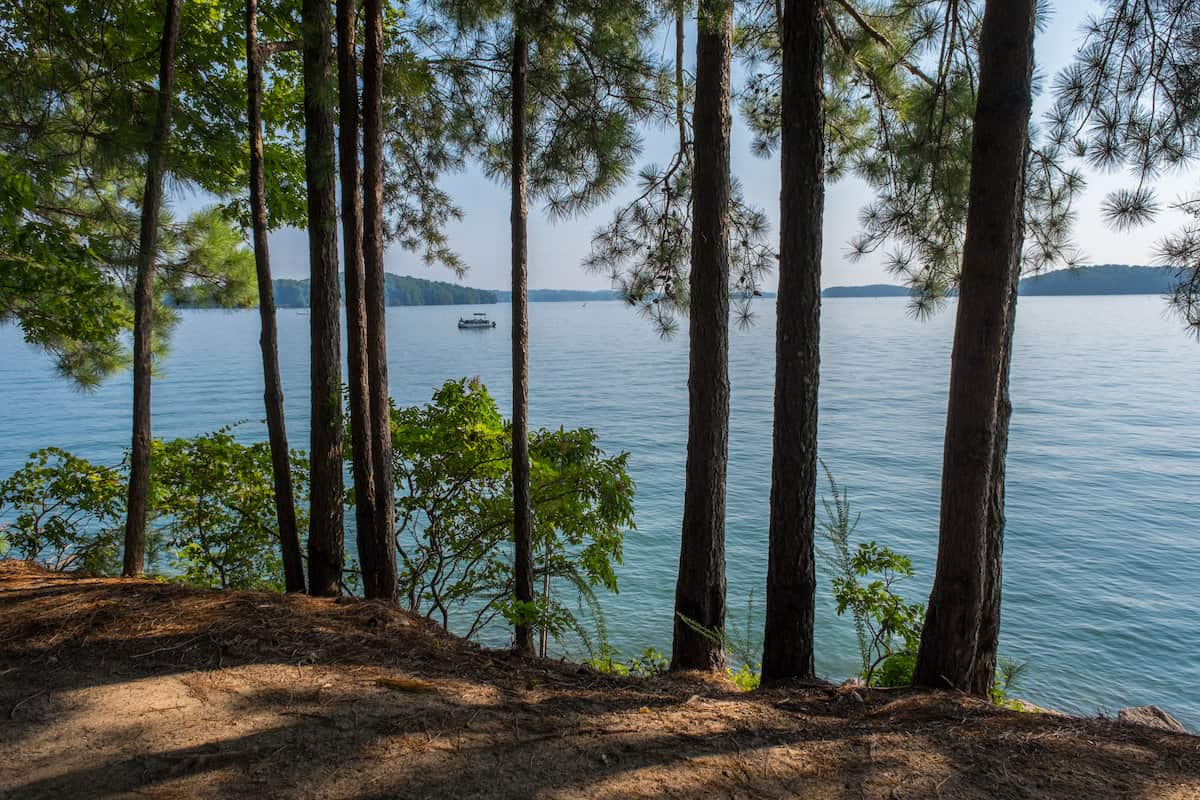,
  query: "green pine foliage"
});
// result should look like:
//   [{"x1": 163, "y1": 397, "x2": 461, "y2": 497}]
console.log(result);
[
  {"x1": 738, "y1": 1, "x2": 1084, "y2": 315},
  {"x1": 0, "y1": 0, "x2": 299, "y2": 385},
  {"x1": 429, "y1": 0, "x2": 667, "y2": 216},
  {"x1": 1049, "y1": 0, "x2": 1200, "y2": 333},
  {"x1": 586, "y1": 1, "x2": 775, "y2": 336}
]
